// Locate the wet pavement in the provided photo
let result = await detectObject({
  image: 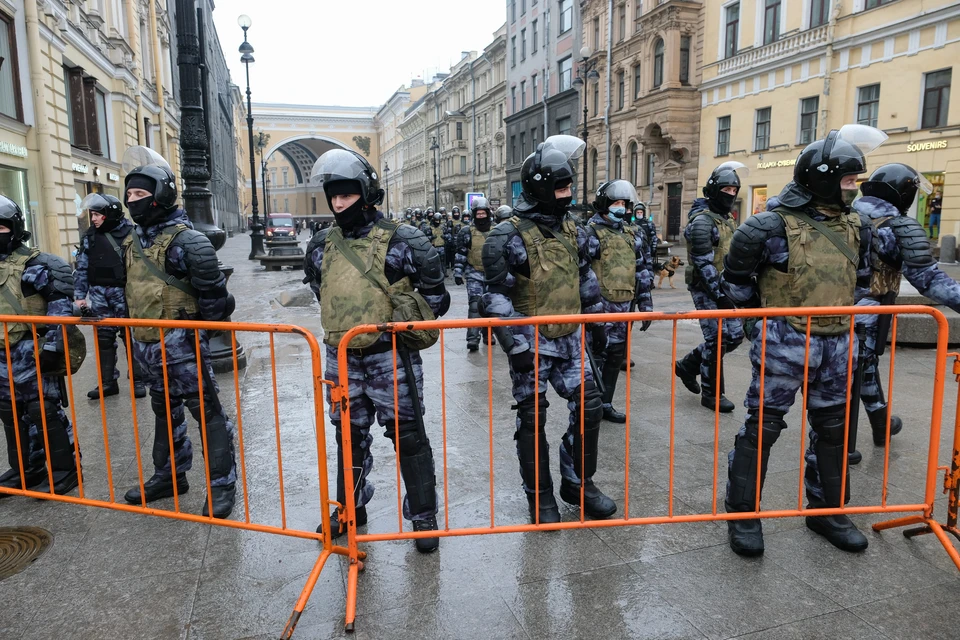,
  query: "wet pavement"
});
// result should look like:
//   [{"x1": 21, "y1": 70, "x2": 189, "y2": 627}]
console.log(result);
[{"x1": 1, "y1": 232, "x2": 958, "y2": 639}]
